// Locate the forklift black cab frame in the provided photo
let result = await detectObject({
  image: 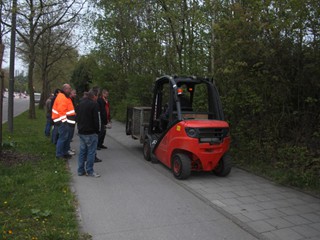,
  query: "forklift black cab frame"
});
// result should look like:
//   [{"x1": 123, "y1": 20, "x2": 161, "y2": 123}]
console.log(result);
[{"x1": 148, "y1": 75, "x2": 225, "y2": 135}]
